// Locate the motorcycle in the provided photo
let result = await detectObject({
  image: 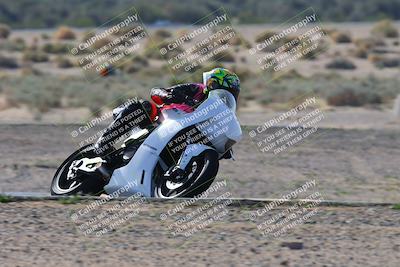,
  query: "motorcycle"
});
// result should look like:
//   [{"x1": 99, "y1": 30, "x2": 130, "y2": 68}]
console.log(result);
[{"x1": 51, "y1": 89, "x2": 242, "y2": 198}]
